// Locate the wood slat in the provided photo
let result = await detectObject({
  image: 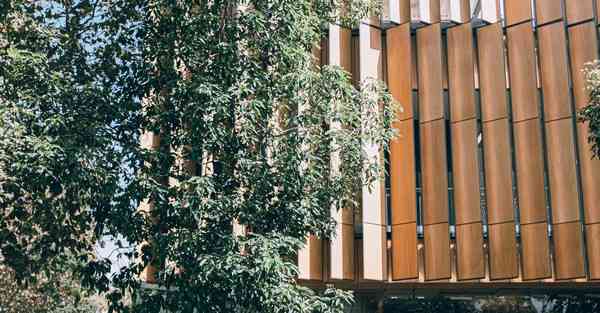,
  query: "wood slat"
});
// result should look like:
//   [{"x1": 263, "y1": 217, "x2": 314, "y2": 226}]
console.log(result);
[
  {"x1": 447, "y1": 23, "x2": 476, "y2": 122},
  {"x1": 385, "y1": 0, "x2": 411, "y2": 24},
  {"x1": 585, "y1": 223, "x2": 600, "y2": 279},
  {"x1": 565, "y1": 0, "x2": 594, "y2": 25},
  {"x1": 387, "y1": 24, "x2": 414, "y2": 120},
  {"x1": 329, "y1": 25, "x2": 352, "y2": 72},
  {"x1": 535, "y1": 0, "x2": 563, "y2": 25},
  {"x1": 477, "y1": 23, "x2": 509, "y2": 122},
  {"x1": 545, "y1": 119, "x2": 581, "y2": 224},
  {"x1": 520, "y1": 222, "x2": 552, "y2": 280},
  {"x1": 553, "y1": 221, "x2": 586, "y2": 280},
  {"x1": 390, "y1": 119, "x2": 417, "y2": 225},
  {"x1": 417, "y1": 23, "x2": 445, "y2": 122},
  {"x1": 451, "y1": 119, "x2": 481, "y2": 225},
  {"x1": 420, "y1": 119, "x2": 450, "y2": 225},
  {"x1": 391, "y1": 223, "x2": 419, "y2": 280},
  {"x1": 488, "y1": 222, "x2": 519, "y2": 280},
  {"x1": 424, "y1": 223, "x2": 451, "y2": 280},
  {"x1": 441, "y1": 0, "x2": 470, "y2": 23},
  {"x1": 538, "y1": 22, "x2": 573, "y2": 121},
  {"x1": 455, "y1": 223, "x2": 485, "y2": 280},
  {"x1": 507, "y1": 22, "x2": 540, "y2": 122},
  {"x1": 568, "y1": 21, "x2": 600, "y2": 225},
  {"x1": 513, "y1": 119, "x2": 547, "y2": 224},
  {"x1": 298, "y1": 235, "x2": 323, "y2": 280},
  {"x1": 329, "y1": 223, "x2": 354, "y2": 280},
  {"x1": 362, "y1": 223, "x2": 387, "y2": 281},
  {"x1": 504, "y1": 0, "x2": 532, "y2": 26},
  {"x1": 482, "y1": 119, "x2": 515, "y2": 224}
]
